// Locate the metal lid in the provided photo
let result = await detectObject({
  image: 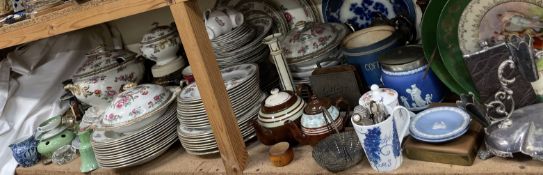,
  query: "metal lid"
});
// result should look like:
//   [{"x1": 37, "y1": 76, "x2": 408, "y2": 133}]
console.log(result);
[{"x1": 379, "y1": 45, "x2": 426, "y2": 72}]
